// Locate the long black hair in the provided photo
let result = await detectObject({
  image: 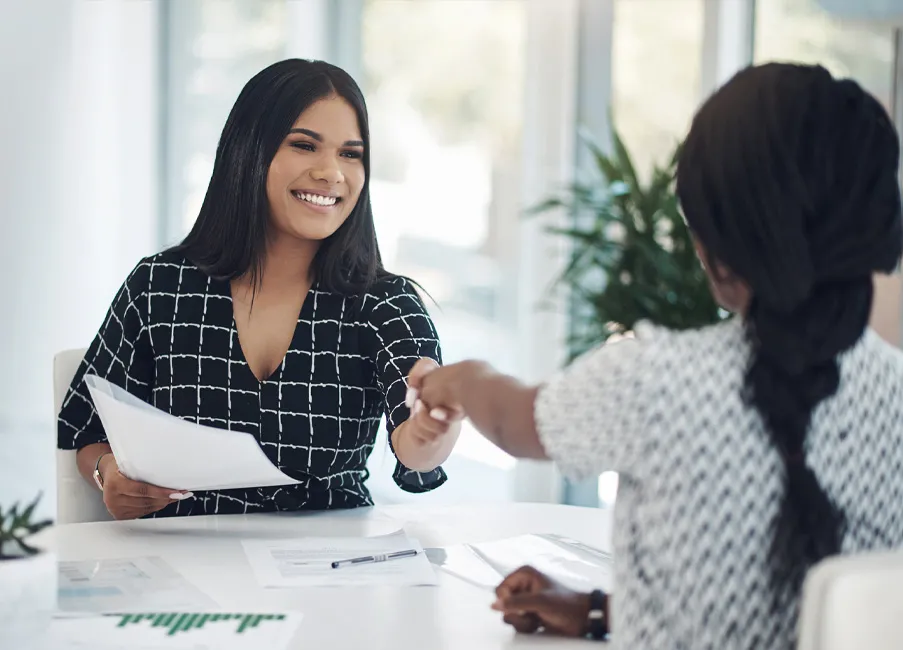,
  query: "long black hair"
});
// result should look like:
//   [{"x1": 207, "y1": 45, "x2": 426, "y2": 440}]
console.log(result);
[
  {"x1": 677, "y1": 63, "x2": 903, "y2": 575},
  {"x1": 174, "y1": 59, "x2": 388, "y2": 295}
]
